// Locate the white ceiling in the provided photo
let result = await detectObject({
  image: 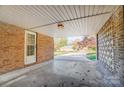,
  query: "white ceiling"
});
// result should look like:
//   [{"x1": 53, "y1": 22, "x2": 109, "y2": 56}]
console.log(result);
[{"x1": 0, "y1": 5, "x2": 119, "y2": 37}]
